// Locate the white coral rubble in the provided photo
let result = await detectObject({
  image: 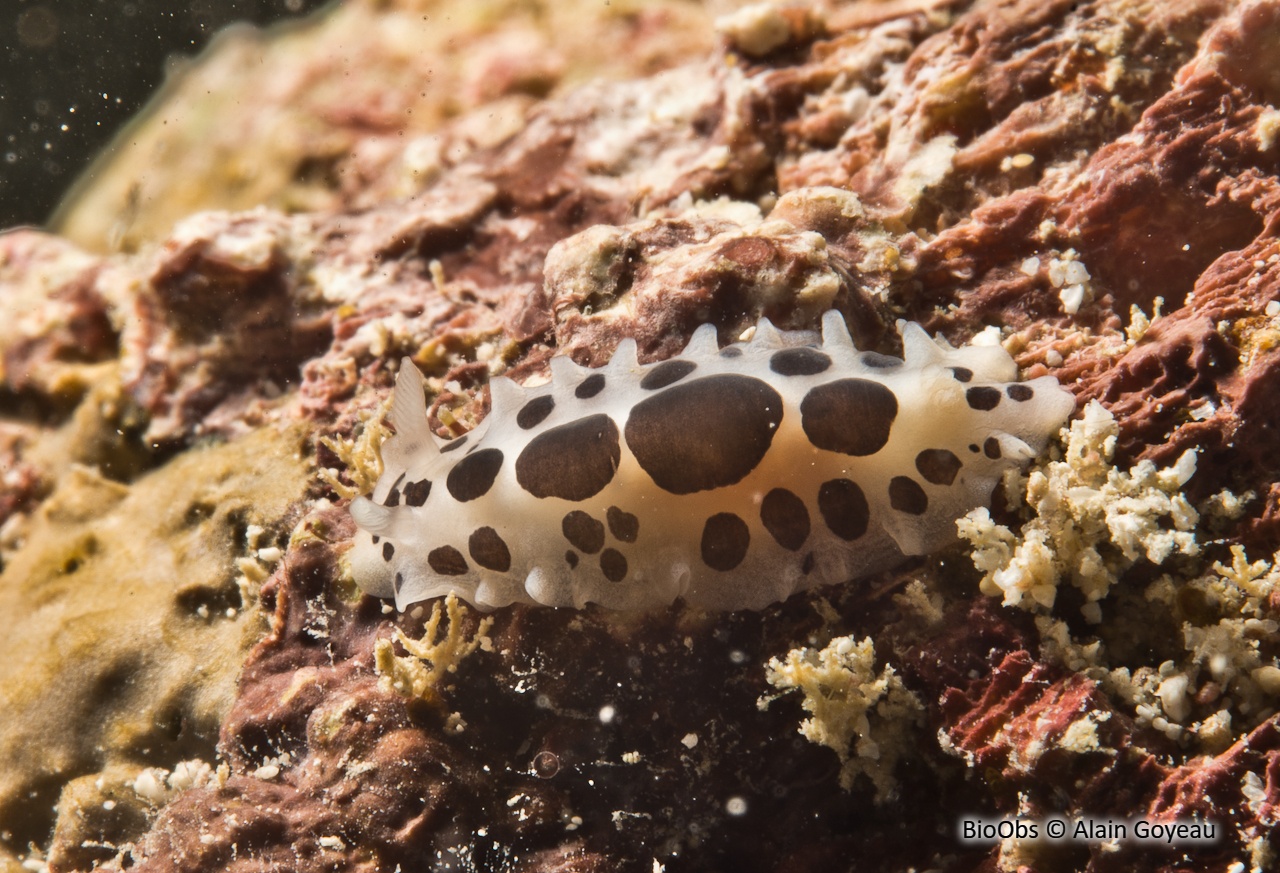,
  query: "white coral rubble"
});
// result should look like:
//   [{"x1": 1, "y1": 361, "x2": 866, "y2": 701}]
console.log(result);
[
  {"x1": 958, "y1": 400, "x2": 1199, "y2": 613},
  {"x1": 759, "y1": 635, "x2": 921, "y2": 801}
]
